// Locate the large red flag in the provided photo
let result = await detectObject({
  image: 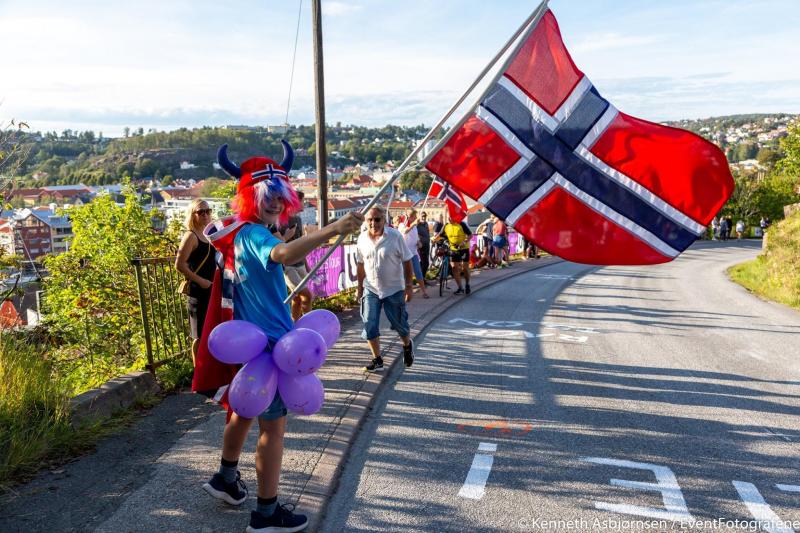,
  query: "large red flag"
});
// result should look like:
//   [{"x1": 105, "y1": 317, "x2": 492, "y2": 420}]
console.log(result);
[{"x1": 424, "y1": 9, "x2": 733, "y2": 265}]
